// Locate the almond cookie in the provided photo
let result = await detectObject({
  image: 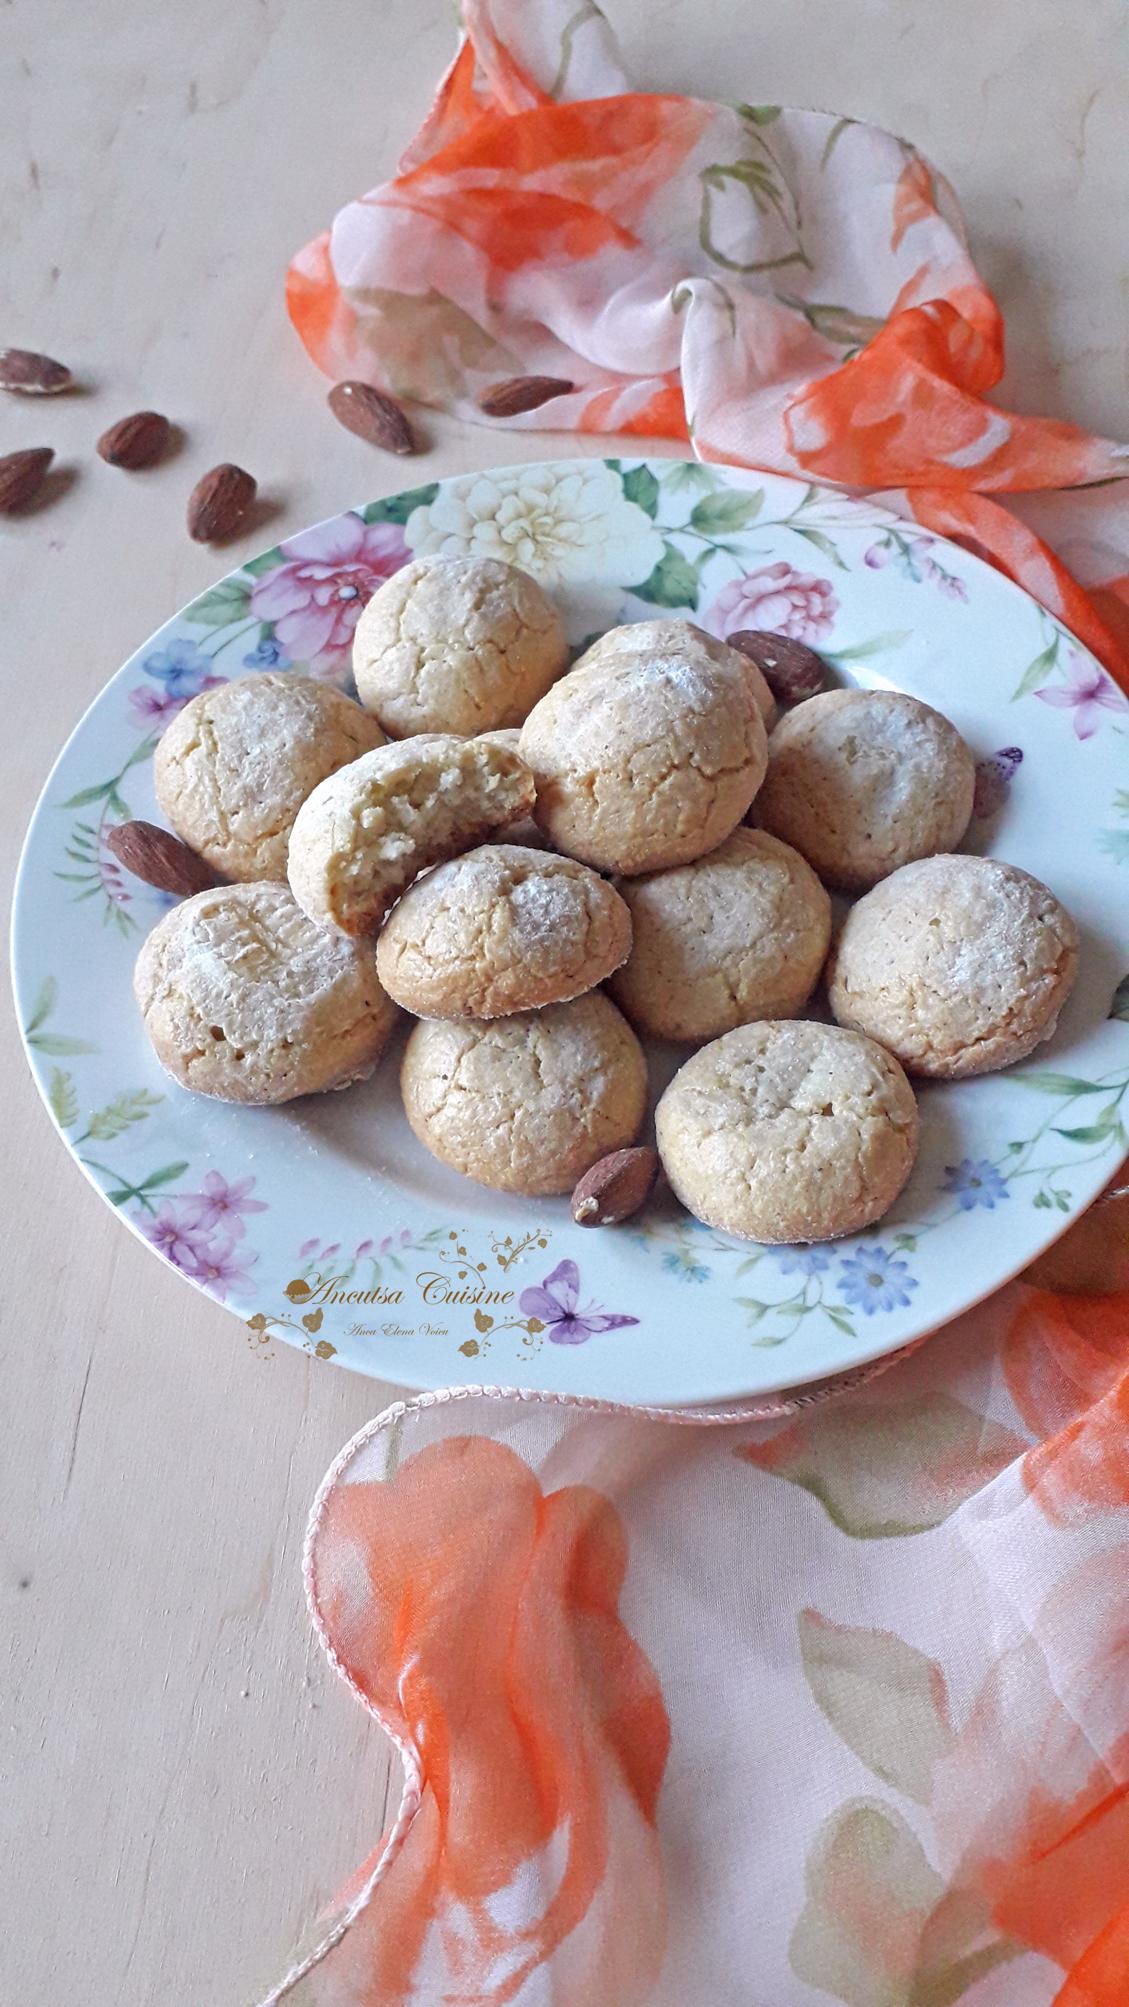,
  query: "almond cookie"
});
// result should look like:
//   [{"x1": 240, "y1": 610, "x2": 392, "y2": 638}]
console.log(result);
[
  {"x1": 134, "y1": 882, "x2": 397, "y2": 1104},
  {"x1": 377, "y1": 845, "x2": 632, "y2": 1019},
  {"x1": 519, "y1": 620, "x2": 769, "y2": 874},
  {"x1": 287, "y1": 733, "x2": 535, "y2": 937},
  {"x1": 609, "y1": 828, "x2": 831, "y2": 1041},
  {"x1": 656, "y1": 1020, "x2": 919, "y2": 1243},
  {"x1": 353, "y1": 554, "x2": 568, "y2": 737},
  {"x1": 827, "y1": 854, "x2": 1079, "y2": 1078},
  {"x1": 754, "y1": 688, "x2": 975, "y2": 891},
  {"x1": 154, "y1": 673, "x2": 384, "y2": 882},
  {"x1": 401, "y1": 993, "x2": 647, "y2": 1196}
]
